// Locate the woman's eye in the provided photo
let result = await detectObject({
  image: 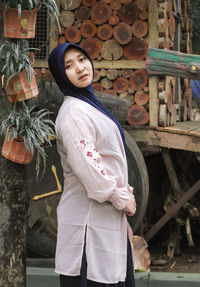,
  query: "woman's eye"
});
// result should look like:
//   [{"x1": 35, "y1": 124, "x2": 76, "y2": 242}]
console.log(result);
[
  {"x1": 65, "y1": 64, "x2": 71, "y2": 70},
  {"x1": 80, "y1": 57, "x2": 86, "y2": 62}
]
